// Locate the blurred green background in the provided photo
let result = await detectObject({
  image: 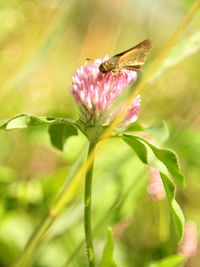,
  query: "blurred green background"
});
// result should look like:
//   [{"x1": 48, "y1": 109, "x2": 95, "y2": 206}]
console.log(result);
[{"x1": 0, "y1": 0, "x2": 200, "y2": 266}]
